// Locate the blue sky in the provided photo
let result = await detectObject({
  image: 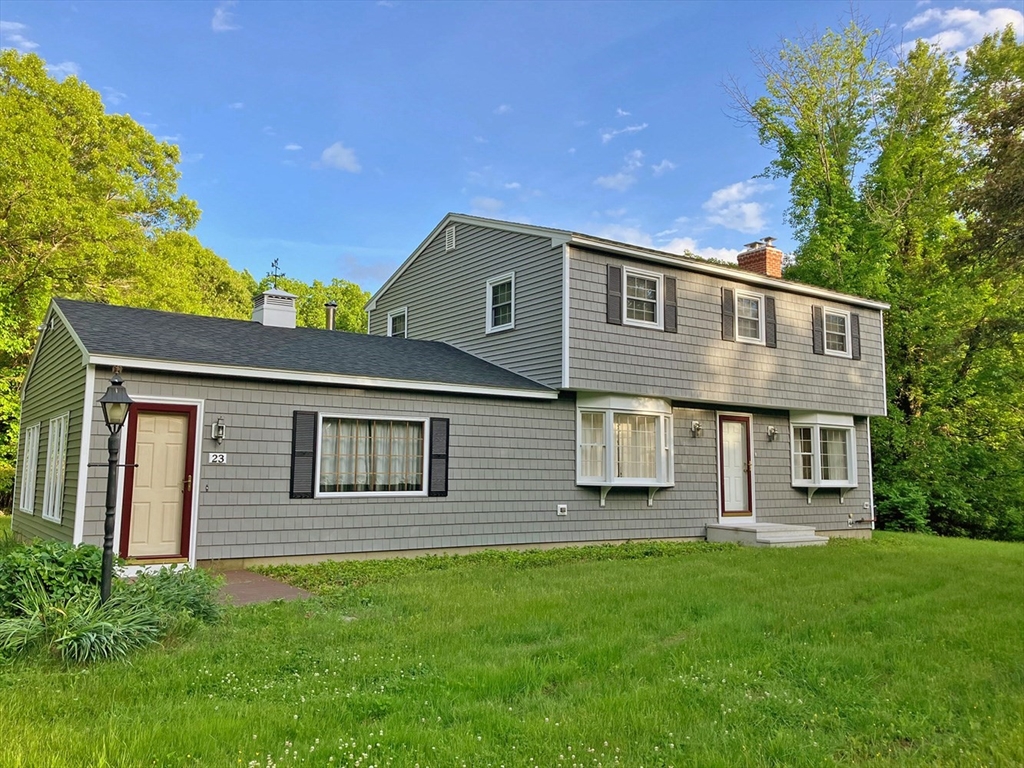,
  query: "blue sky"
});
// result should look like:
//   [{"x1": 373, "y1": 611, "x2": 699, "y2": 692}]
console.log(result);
[{"x1": 2, "y1": 1, "x2": 1021, "y2": 292}]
